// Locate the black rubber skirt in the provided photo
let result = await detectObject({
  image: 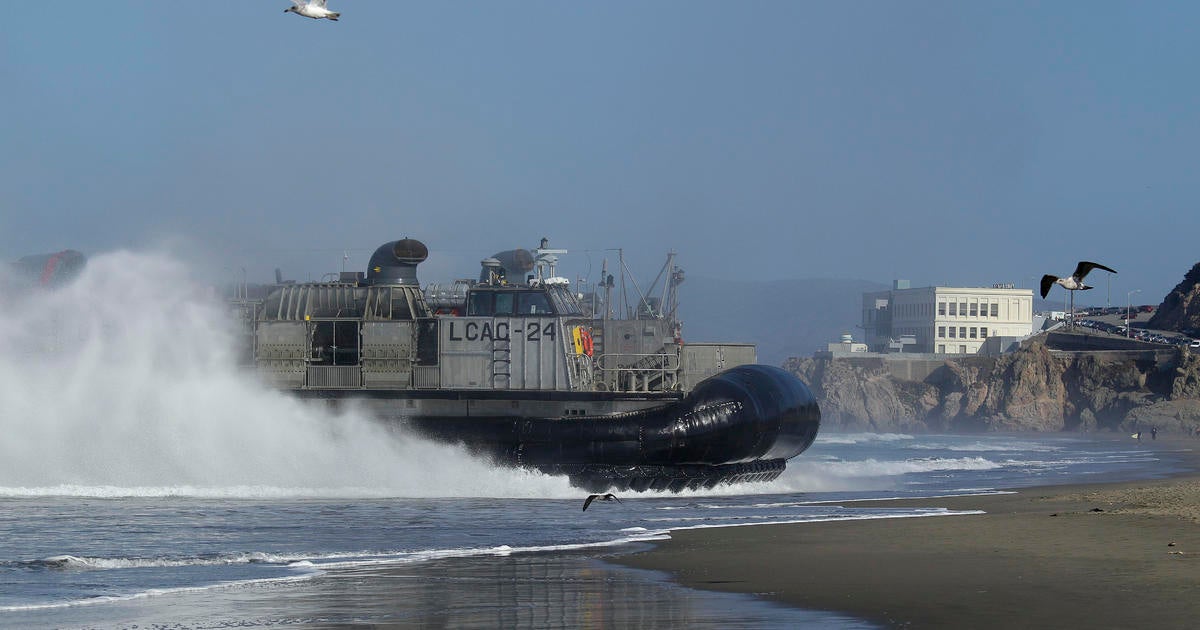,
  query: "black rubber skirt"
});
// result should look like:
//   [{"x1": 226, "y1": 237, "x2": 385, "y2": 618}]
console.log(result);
[{"x1": 408, "y1": 364, "x2": 820, "y2": 489}]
